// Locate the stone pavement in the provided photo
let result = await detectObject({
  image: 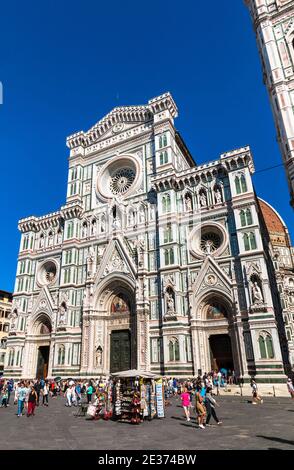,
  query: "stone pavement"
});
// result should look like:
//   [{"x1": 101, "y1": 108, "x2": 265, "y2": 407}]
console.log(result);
[{"x1": 0, "y1": 395, "x2": 293, "y2": 450}]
